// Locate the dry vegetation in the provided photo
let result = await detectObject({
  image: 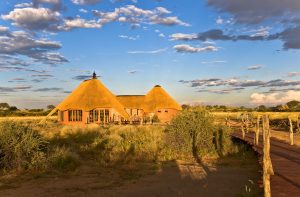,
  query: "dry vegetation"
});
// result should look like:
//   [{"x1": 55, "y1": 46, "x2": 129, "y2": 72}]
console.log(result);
[{"x1": 0, "y1": 108, "x2": 263, "y2": 196}]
